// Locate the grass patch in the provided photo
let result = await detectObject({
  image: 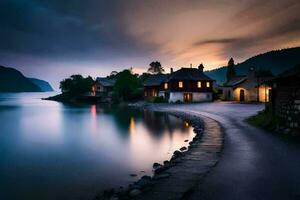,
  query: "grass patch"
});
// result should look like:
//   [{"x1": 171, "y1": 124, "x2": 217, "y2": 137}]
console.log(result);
[{"x1": 247, "y1": 110, "x2": 284, "y2": 131}]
